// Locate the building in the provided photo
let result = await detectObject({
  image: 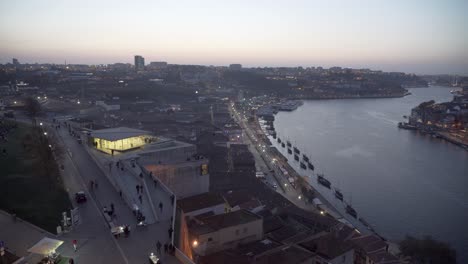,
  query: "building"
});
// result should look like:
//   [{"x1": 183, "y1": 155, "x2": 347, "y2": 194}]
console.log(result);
[
  {"x1": 95, "y1": 100, "x2": 121, "y2": 111},
  {"x1": 12, "y1": 58, "x2": 19, "y2": 65},
  {"x1": 134, "y1": 55, "x2": 145, "y2": 71},
  {"x1": 299, "y1": 232, "x2": 355, "y2": 264},
  {"x1": 189, "y1": 209, "x2": 263, "y2": 258},
  {"x1": 229, "y1": 64, "x2": 242, "y2": 71},
  {"x1": 89, "y1": 127, "x2": 210, "y2": 197},
  {"x1": 149, "y1": 61, "x2": 168, "y2": 69},
  {"x1": 177, "y1": 192, "x2": 228, "y2": 259}
]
